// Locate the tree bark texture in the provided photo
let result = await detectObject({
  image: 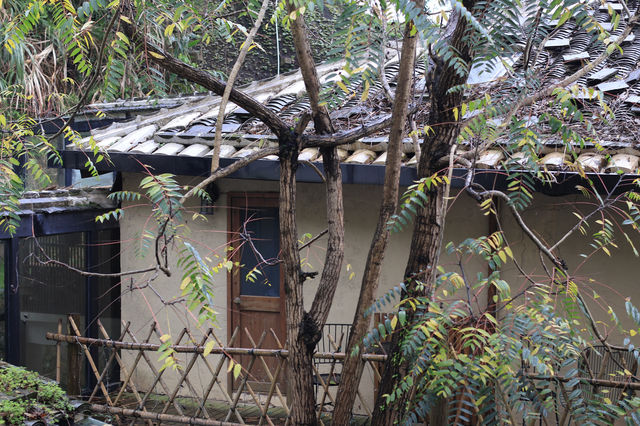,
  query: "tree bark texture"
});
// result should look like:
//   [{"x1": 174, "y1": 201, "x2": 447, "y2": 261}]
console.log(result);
[
  {"x1": 332, "y1": 2, "x2": 425, "y2": 423},
  {"x1": 279, "y1": 136, "x2": 317, "y2": 425},
  {"x1": 287, "y1": 4, "x2": 334, "y2": 134},
  {"x1": 283, "y1": 3, "x2": 346, "y2": 424},
  {"x1": 371, "y1": 2, "x2": 477, "y2": 424},
  {"x1": 308, "y1": 148, "x2": 344, "y2": 328}
]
